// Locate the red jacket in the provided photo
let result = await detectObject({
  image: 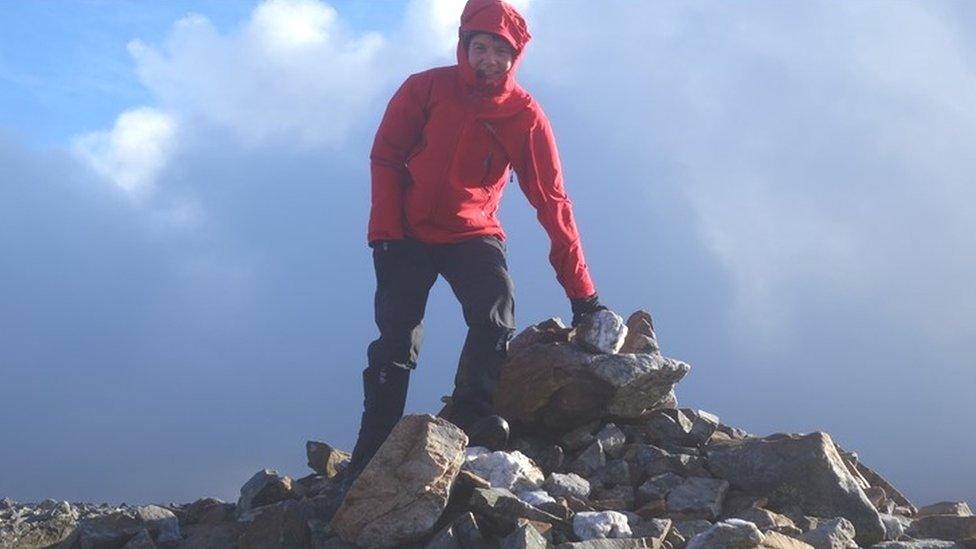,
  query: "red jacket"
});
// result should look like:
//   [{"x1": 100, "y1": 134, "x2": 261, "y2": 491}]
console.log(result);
[{"x1": 367, "y1": 0, "x2": 596, "y2": 299}]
